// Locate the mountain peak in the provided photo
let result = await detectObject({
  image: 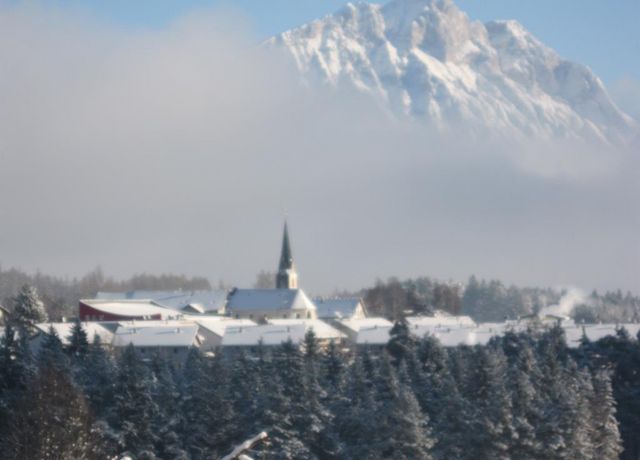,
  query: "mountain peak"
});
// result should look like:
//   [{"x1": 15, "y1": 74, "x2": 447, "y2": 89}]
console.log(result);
[{"x1": 267, "y1": 0, "x2": 636, "y2": 144}]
